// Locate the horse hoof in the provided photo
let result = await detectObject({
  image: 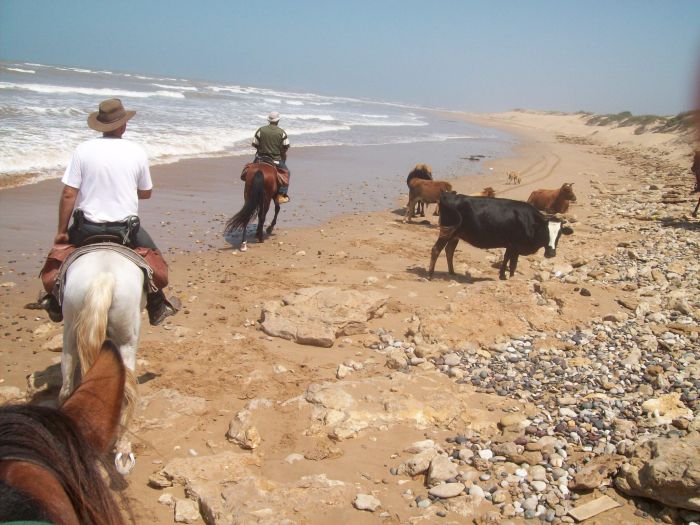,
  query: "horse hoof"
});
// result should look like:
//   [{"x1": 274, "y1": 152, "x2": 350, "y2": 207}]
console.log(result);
[
  {"x1": 240, "y1": 242, "x2": 247, "y2": 252},
  {"x1": 115, "y1": 452, "x2": 136, "y2": 475}
]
